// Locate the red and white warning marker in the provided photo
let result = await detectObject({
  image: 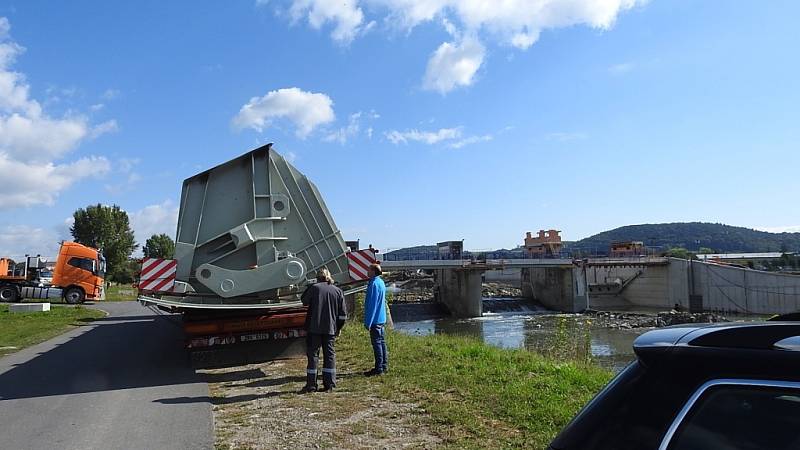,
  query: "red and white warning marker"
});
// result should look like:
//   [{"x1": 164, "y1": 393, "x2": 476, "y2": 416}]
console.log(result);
[
  {"x1": 347, "y1": 250, "x2": 377, "y2": 281},
  {"x1": 139, "y1": 258, "x2": 177, "y2": 292}
]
